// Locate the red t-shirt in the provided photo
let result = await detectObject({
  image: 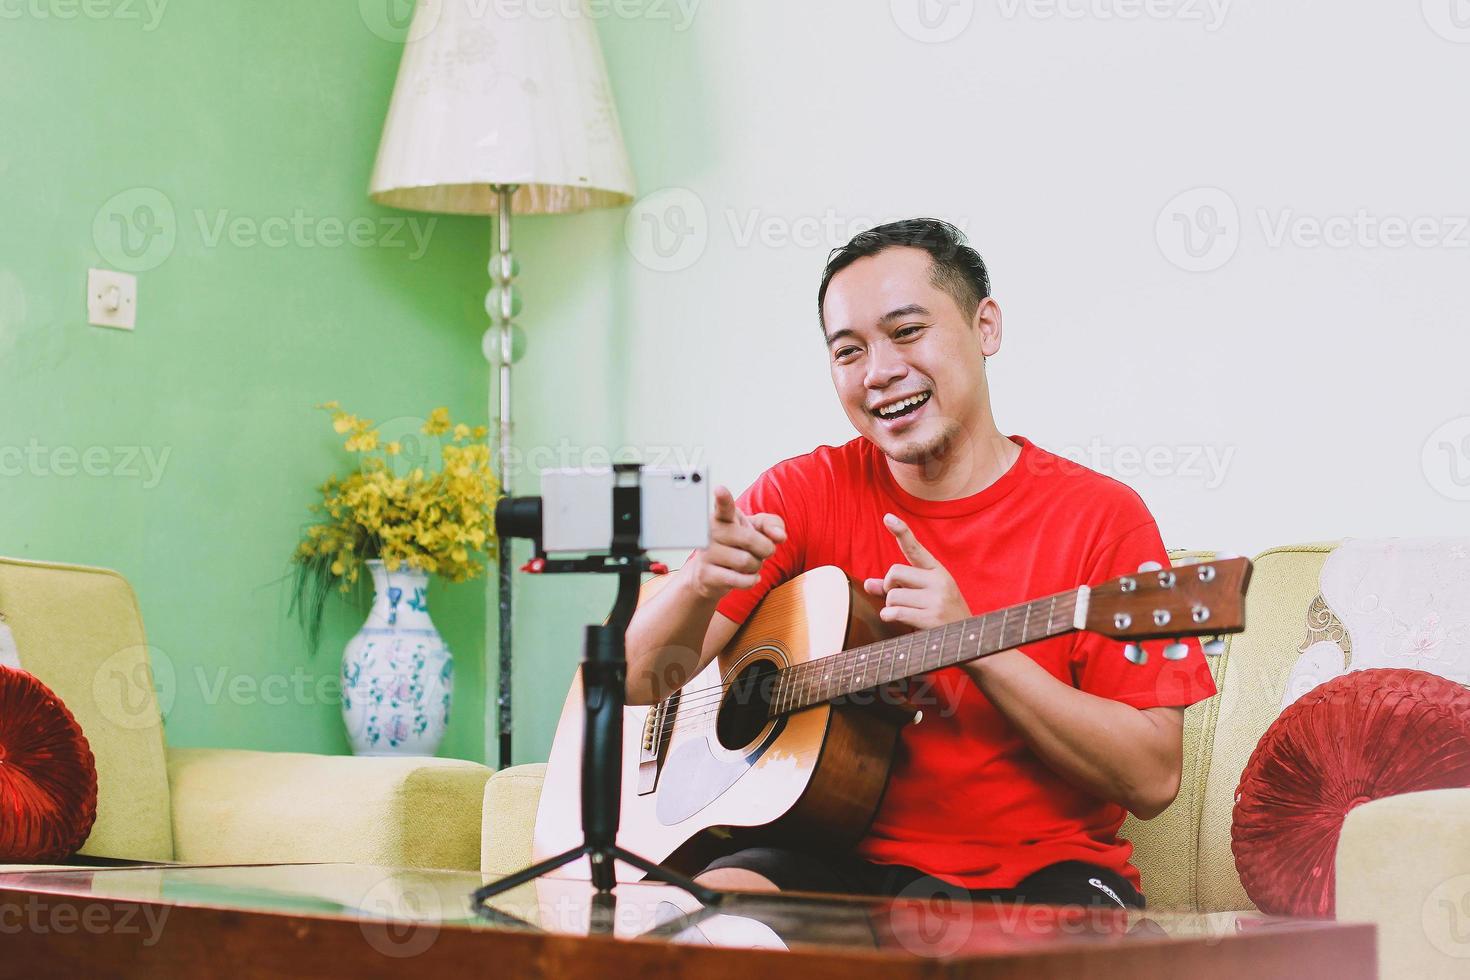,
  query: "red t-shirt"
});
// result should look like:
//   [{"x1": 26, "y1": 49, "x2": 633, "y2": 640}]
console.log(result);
[{"x1": 714, "y1": 434, "x2": 1218, "y2": 892}]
